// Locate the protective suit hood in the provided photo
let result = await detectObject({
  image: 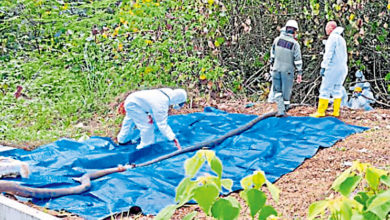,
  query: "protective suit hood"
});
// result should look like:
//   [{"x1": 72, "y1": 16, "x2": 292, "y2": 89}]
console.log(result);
[
  {"x1": 332, "y1": 27, "x2": 344, "y2": 36},
  {"x1": 169, "y1": 89, "x2": 187, "y2": 105}
]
